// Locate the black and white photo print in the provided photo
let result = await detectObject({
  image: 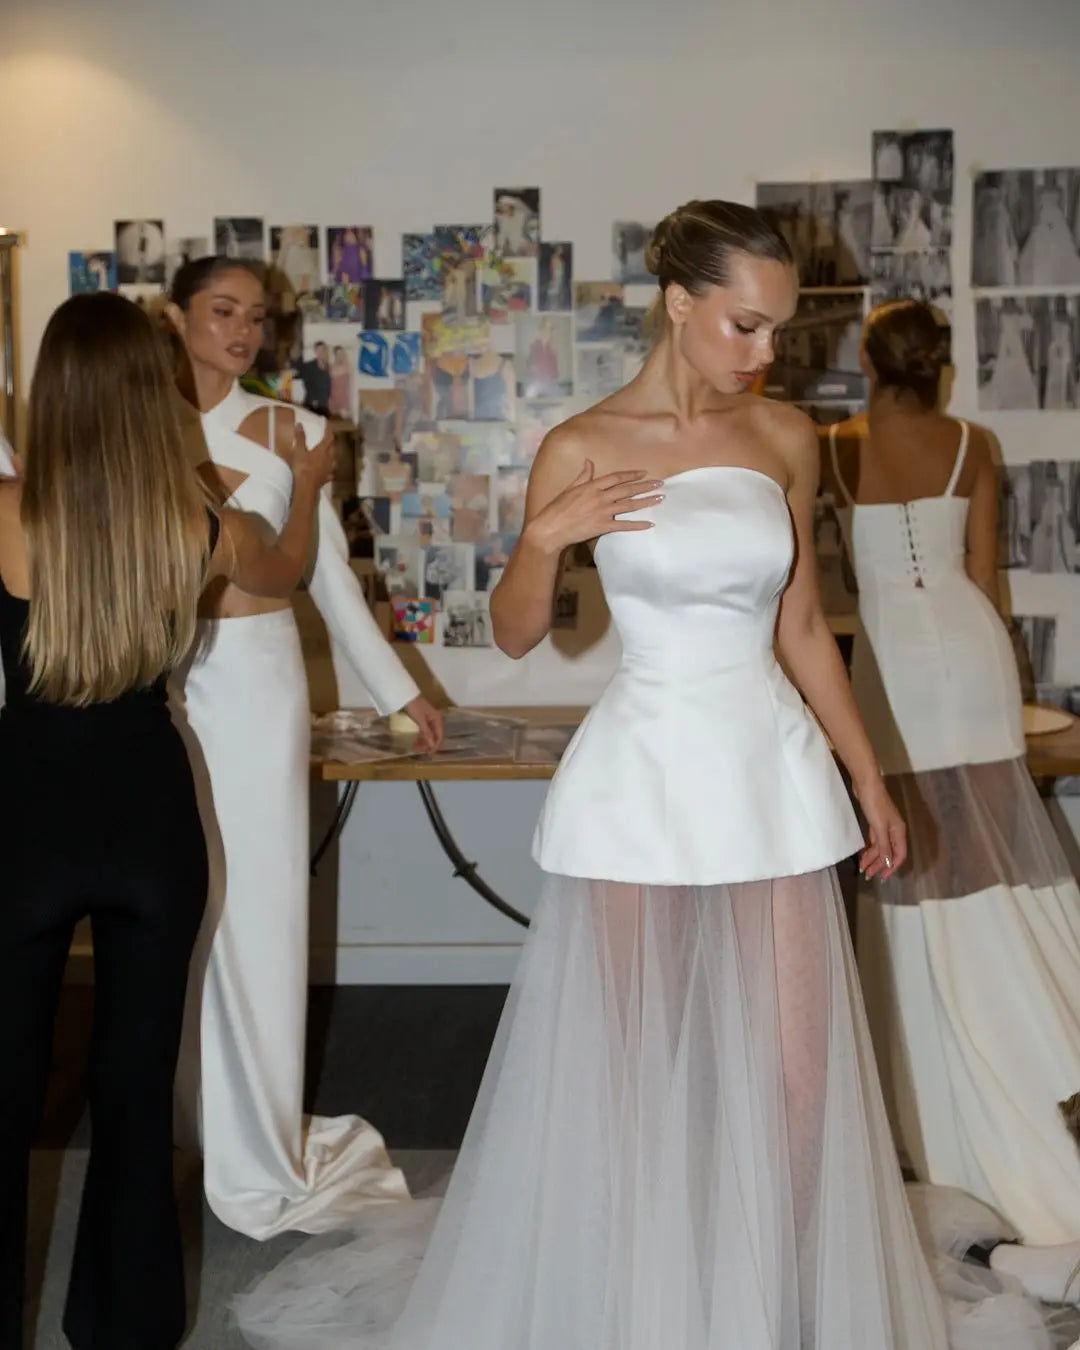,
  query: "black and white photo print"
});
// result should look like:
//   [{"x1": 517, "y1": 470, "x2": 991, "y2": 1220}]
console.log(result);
[
  {"x1": 972, "y1": 168, "x2": 1080, "y2": 288},
  {"x1": 756, "y1": 180, "x2": 873, "y2": 286},
  {"x1": 871, "y1": 129, "x2": 953, "y2": 254},
  {"x1": 977, "y1": 295, "x2": 1080, "y2": 411}
]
